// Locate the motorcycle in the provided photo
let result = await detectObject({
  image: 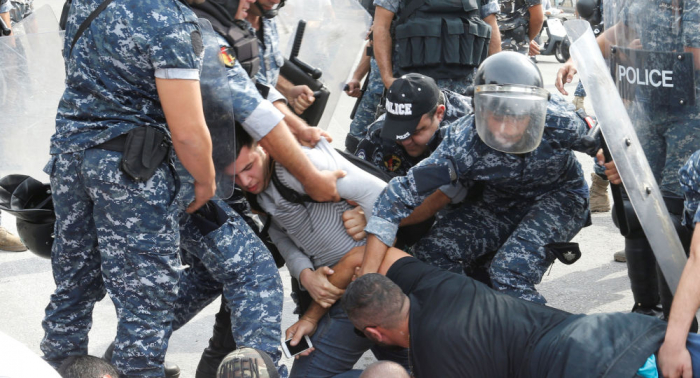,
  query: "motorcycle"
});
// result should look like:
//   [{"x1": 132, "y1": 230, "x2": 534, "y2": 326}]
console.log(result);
[{"x1": 538, "y1": 14, "x2": 570, "y2": 63}]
